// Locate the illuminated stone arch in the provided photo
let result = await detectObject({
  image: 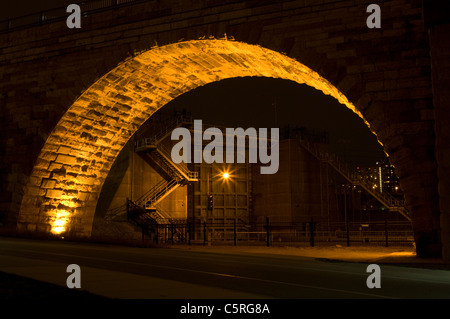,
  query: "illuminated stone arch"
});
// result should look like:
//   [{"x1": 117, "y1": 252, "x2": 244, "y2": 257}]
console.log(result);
[{"x1": 18, "y1": 39, "x2": 375, "y2": 236}]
